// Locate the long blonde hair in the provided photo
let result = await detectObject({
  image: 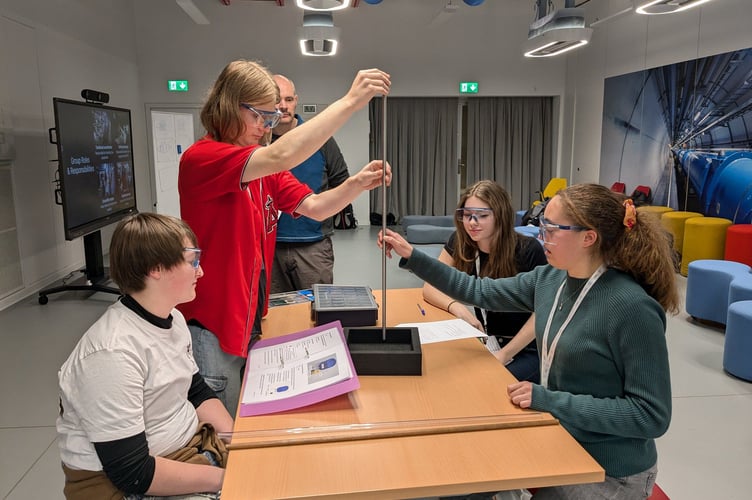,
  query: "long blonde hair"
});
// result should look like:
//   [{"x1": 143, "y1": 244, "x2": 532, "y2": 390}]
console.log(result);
[{"x1": 200, "y1": 60, "x2": 279, "y2": 144}]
